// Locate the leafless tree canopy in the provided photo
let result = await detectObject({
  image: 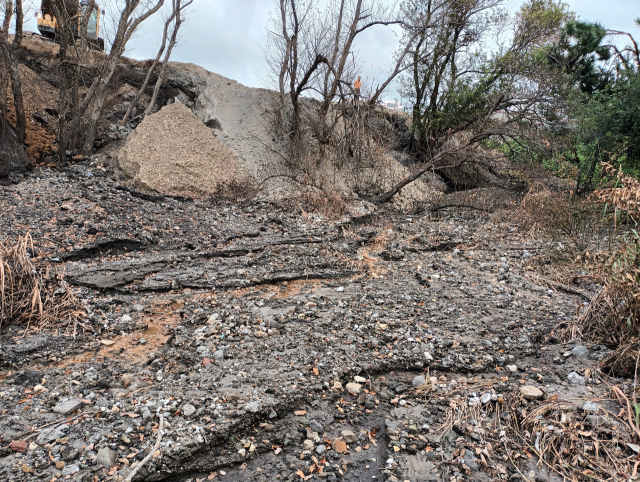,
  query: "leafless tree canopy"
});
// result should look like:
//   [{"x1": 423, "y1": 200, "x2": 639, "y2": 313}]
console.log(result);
[{"x1": 263, "y1": 0, "x2": 575, "y2": 202}]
